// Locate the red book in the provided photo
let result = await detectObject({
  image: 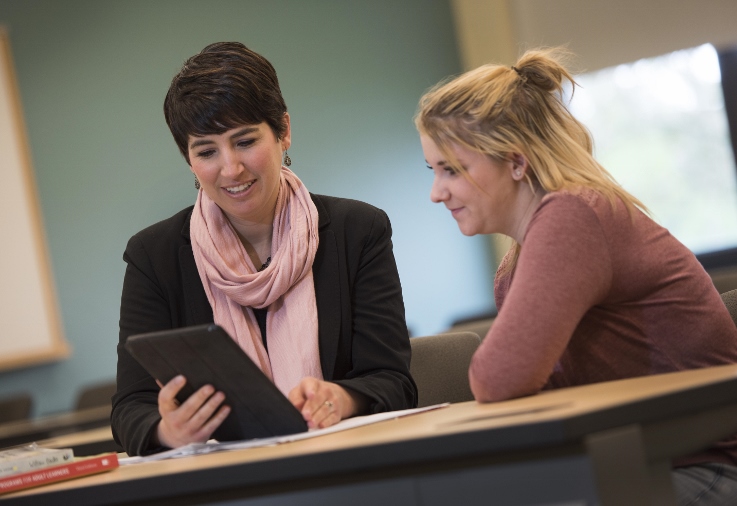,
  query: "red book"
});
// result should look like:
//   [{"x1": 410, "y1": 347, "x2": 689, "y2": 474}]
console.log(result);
[{"x1": 0, "y1": 453, "x2": 119, "y2": 495}]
